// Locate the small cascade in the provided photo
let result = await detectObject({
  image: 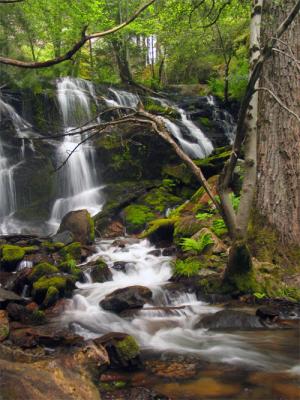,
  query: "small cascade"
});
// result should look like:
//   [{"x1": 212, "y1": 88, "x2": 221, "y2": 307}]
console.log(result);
[
  {"x1": 207, "y1": 95, "x2": 236, "y2": 143},
  {"x1": 109, "y1": 88, "x2": 139, "y2": 108},
  {"x1": 63, "y1": 238, "x2": 293, "y2": 370},
  {"x1": 48, "y1": 78, "x2": 104, "y2": 232}
]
